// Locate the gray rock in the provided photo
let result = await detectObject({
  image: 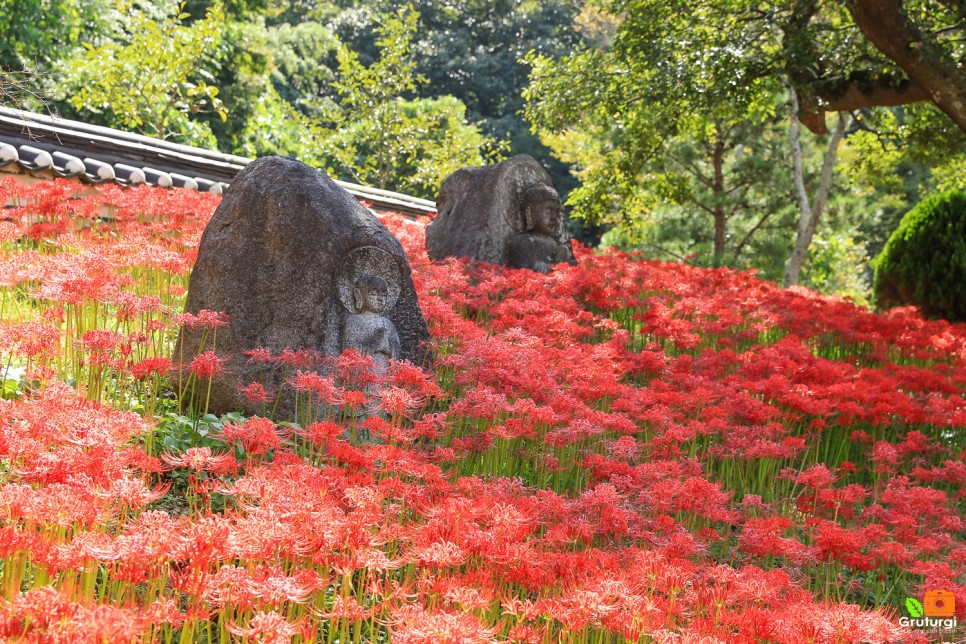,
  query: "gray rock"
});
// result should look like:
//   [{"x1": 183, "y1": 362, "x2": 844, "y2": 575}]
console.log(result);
[
  {"x1": 174, "y1": 156, "x2": 430, "y2": 419},
  {"x1": 426, "y1": 155, "x2": 576, "y2": 272}
]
